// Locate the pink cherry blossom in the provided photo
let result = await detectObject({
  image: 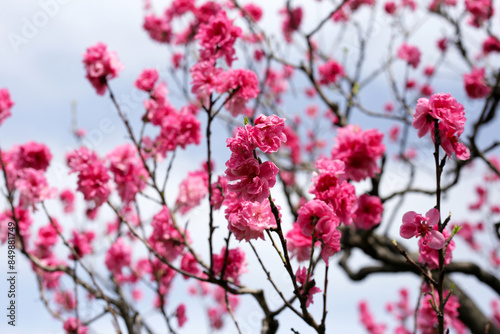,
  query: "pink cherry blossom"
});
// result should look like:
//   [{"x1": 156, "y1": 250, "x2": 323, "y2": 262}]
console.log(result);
[
  {"x1": 148, "y1": 206, "x2": 188, "y2": 262},
  {"x1": 397, "y1": 43, "x2": 421, "y2": 68},
  {"x1": 105, "y1": 237, "x2": 132, "y2": 275},
  {"x1": 318, "y1": 60, "x2": 345, "y2": 85},
  {"x1": 195, "y1": 11, "x2": 242, "y2": 65},
  {"x1": 280, "y1": 6, "x2": 303, "y2": 43},
  {"x1": 158, "y1": 109, "x2": 201, "y2": 152},
  {"x1": 224, "y1": 195, "x2": 277, "y2": 241},
  {"x1": 465, "y1": 0, "x2": 493, "y2": 27},
  {"x1": 418, "y1": 227, "x2": 454, "y2": 269},
  {"x1": 0, "y1": 88, "x2": 14, "y2": 126},
  {"x1": 135, "y1": 68, "x2": 159, "y2": 91},
  {"x1": 59, "y1": 189, "x2": 75, "y2": 214},
  {"x1": 296, "y1": 266, "x2": 321, "y2": 307},
  {"x1": 384, "y1": 1, "x2": 397, "y2": 14},
  {"x1": 63, "y1": 317, "x2": 88, "y2": 334},
  {"x1": 176, "y1": 167, "x2": 208, "y2": 214},
  {"x1": 353, "y1": 194, "x2": 383, "y2": 230},
  {"x1": 210, "y1": 175, "x2": 228, "y2": 210},
  {"x1": 464, "y1": 67, "x2": 491, "y2": 99},
  {"x1": 242, "y1": 3, "x2": 263, "y2": 21},
  {"x1": 359, "y1": 300, "x2": 387, "y2": 334},
  {"x1": 0, "y1": 206, "x2": 33, "y2": 243},
  {"x1": 55, "y1": 290, "x2": 76, "y2": 312},
  {"x1": 212, "y1": 247, "x2": 247, "y2": 284},
  {"x1": 67, "y1": 148, "x2": 111, "y2": 211},
  {"x1": 190, "y1": 61, "x2": 223, "y2": 99},
  {"x1": 286, "y1": 223, "x2": 313, "y2": 262},
  {"x1": 176, "y1": 304, "x2": 187, "y2": 327},
  {"x1": 15, "y1": 168, "x2": 55, "y2": 210},
  {"x1": 331, "y1": 125, "x2": 385, "y2": 182},
  {"x1": 389, "y1": 125, "x2": 400, "y2": 142},
  {"x1": 248, "y1": 115, "x2": 287, "y2": 153},
  {"x1": 483, "y1": 36, "x2": 500, "y2": 55},
  {"x1": 82, "y1": 42, "x2": 123, "y2": 95},
  {"x1": 12, "y1": 141, "x2": 52, "y2": 171},
  {"x1": 180, "y1": 252, "x2": 200, "y2": 279},
  {"x1": 400, "y1": 208, "x2": 445, "y2": 249},
  {"x1": 417, "y1": 285, "x2": 464, "y2": 334},
  {"x1": 143, "y1": 14, "x2": 172, "y2": 43},
  {"x1": 217, "y1": 69, "x2": 260, "y2": 117},
  {"x1": 68, "y1": 230, "x2": 95, "y2": 260},
  {"x1": 107, "y1": 144, "x2": 148, "y2": 204}
]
